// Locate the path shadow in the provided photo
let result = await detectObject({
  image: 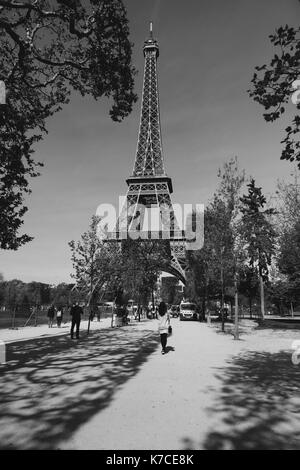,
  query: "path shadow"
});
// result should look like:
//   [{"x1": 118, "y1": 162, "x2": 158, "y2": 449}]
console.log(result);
[
  {"x1": 182, "y1": 349, "x2": 300, "y2": 450},
  {"x1": 0, "y1": 325, "x2": 160, "y2": 449}
]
